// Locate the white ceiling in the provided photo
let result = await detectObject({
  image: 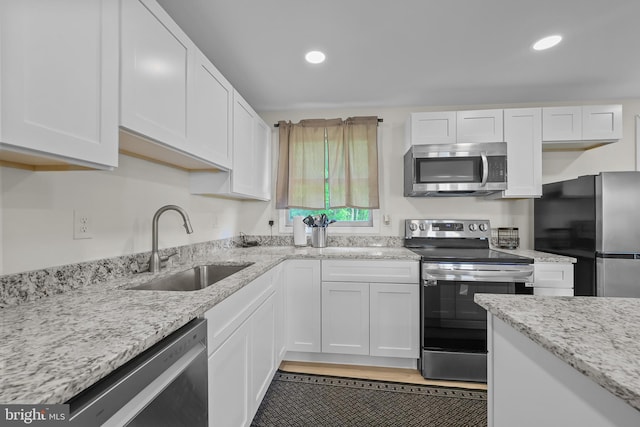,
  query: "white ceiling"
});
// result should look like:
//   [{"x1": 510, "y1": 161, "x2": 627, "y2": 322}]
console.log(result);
[{"x1": 156, "y1": 0, "x2": 640, "y2": 113}]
